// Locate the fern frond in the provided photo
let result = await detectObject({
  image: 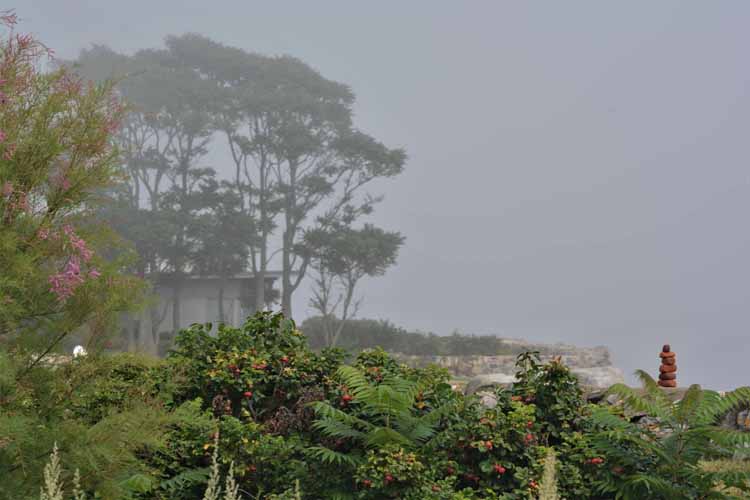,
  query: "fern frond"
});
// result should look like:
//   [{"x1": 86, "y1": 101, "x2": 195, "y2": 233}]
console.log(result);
[
  {"x1": 309, "y1": 401, "x2": 373, "y2": 432},
  {"x1": 363, "y1": 427, "x2": 411, "y2": 448},
  {"x1": 157, "y1": 468, "x2": 210, "y2": 493},
  {"x1": 621, "y1": 473, "x2": 680, "y2": 498},
  {"x1": 675, "y1": 384, "x2": 704, "y2": 426},
  {"x1": 589, "y1": 406, "x2": 635, "y2": 432},
  {"x1": 607, "y1": 381, "x2": 670, "y2": 420},
  {"x1": 306, "y1": 446, "x2": 361, "y2": 467},
  {"x1": 696, "y1": 387, "x2": 750, "y2": 425},
  {"x1": 311, "y1": 418, "x2": 366, "y2": 440},
  {"x1": 336, "y1": 366, "x2": 376, "y2": 400},
  {"x1": 634, "y1": 370, "x2": 673, "y2": 407},
  {"x1": 703, "y1": 427, "x2": 750, "y2": 449}
]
